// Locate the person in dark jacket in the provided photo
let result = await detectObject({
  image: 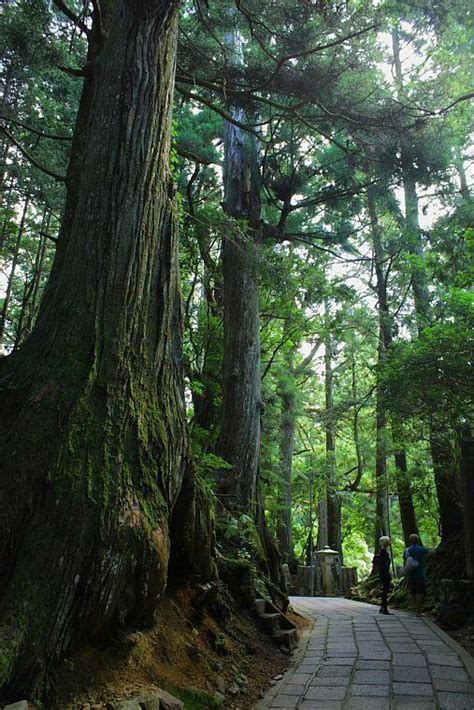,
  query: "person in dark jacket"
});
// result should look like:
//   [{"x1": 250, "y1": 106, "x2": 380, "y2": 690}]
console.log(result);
[
  {"x1": 378, "y1": 536, "x2": 392, "y2": 615},
  {"x1": 404, "y1": 533, "x2": 431, "y2": 616}
]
